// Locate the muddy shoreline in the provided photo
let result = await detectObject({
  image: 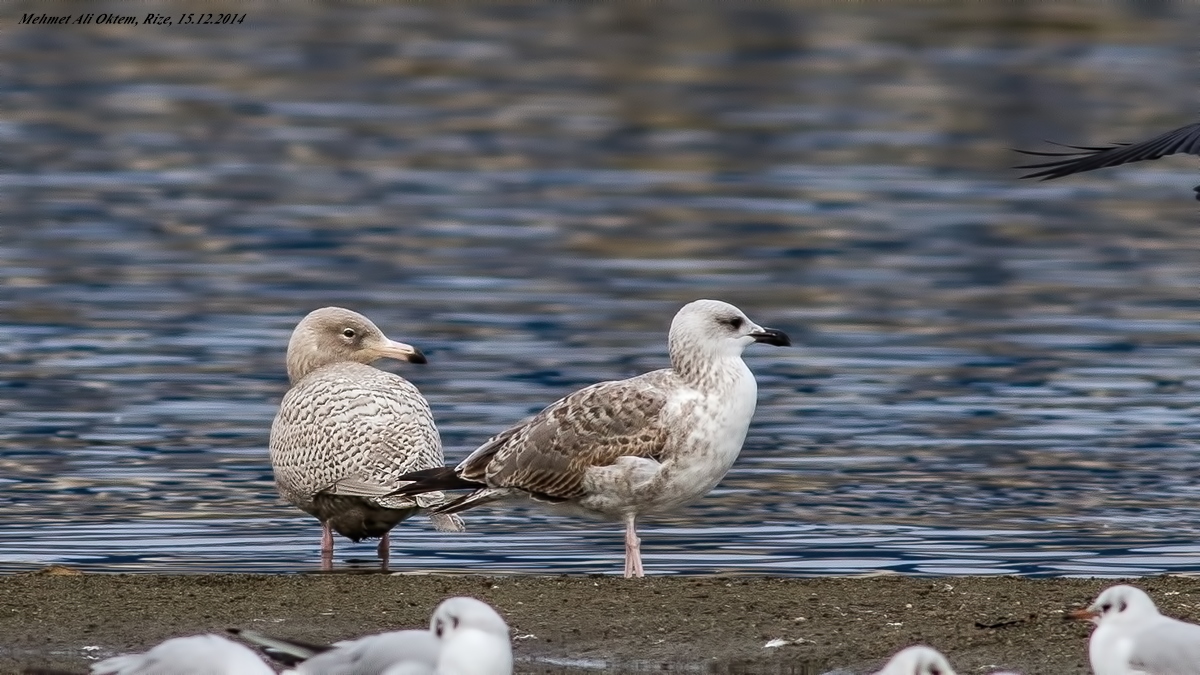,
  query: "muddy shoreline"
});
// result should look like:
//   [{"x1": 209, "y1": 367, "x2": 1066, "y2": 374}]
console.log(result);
[{"x1": 4, "y1": 573, "x2": 1197, "y2": 674}]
